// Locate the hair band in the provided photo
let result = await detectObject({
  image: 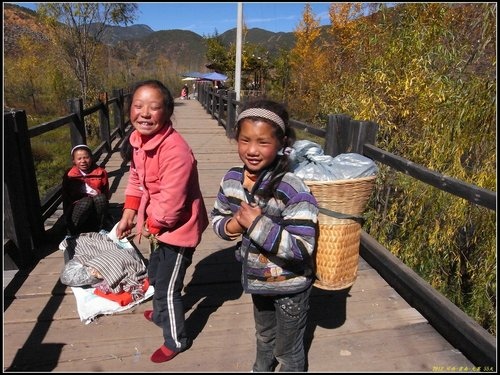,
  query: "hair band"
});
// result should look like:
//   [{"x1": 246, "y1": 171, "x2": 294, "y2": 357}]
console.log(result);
[
  {"x1": 237, "y1": 108, "x2": 285, "y2": 132},
  {"x1": 71, "y1": 144, "x2": 91, "y2": 156}
]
